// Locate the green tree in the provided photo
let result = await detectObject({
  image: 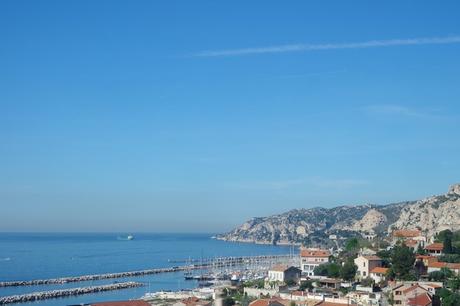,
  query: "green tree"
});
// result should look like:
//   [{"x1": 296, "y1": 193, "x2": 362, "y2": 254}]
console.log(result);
[
  {"x1": 444, "y1": 234, "x2": 454, "y2": 254},
  {"x1": 428, "y1": 268, "x2": 454, "y2": 282},
  {"x1": 222, "y1": 297, "x2": 235, "y2": 306},
  {"x1": 361, "y1": 277, "x2": 374, "y2": 287},
  {"x1": 439, "y1": 254, "x2": 460, "y2": 263},
  {"x1": 448, "y1": 277, "x2": 460, "y2": 291},
  {"x1": 313, "y1": 263, "x2": 329, "y2": 276},
  {"x1": 341, "y1": 259, "x2": 358, "y2": 281},
  {"x1": 416, "y1": 244, "x2": 427, "y2": 255},
  {"x1": 345, "y1": 237, "x2": 360, "y2": 252},
  {"x1": 390, "y1": 244, "x2": 416, "y2": 280},
  {"x1": 299, "y1": 280, "x2": 314, "y2": 291},
  {"x1": 313, "y1": 262, "x2": 341, "y2": 278},
  {"x1": 443, "y1": 293, "x2": 460, "y2": 306}
]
